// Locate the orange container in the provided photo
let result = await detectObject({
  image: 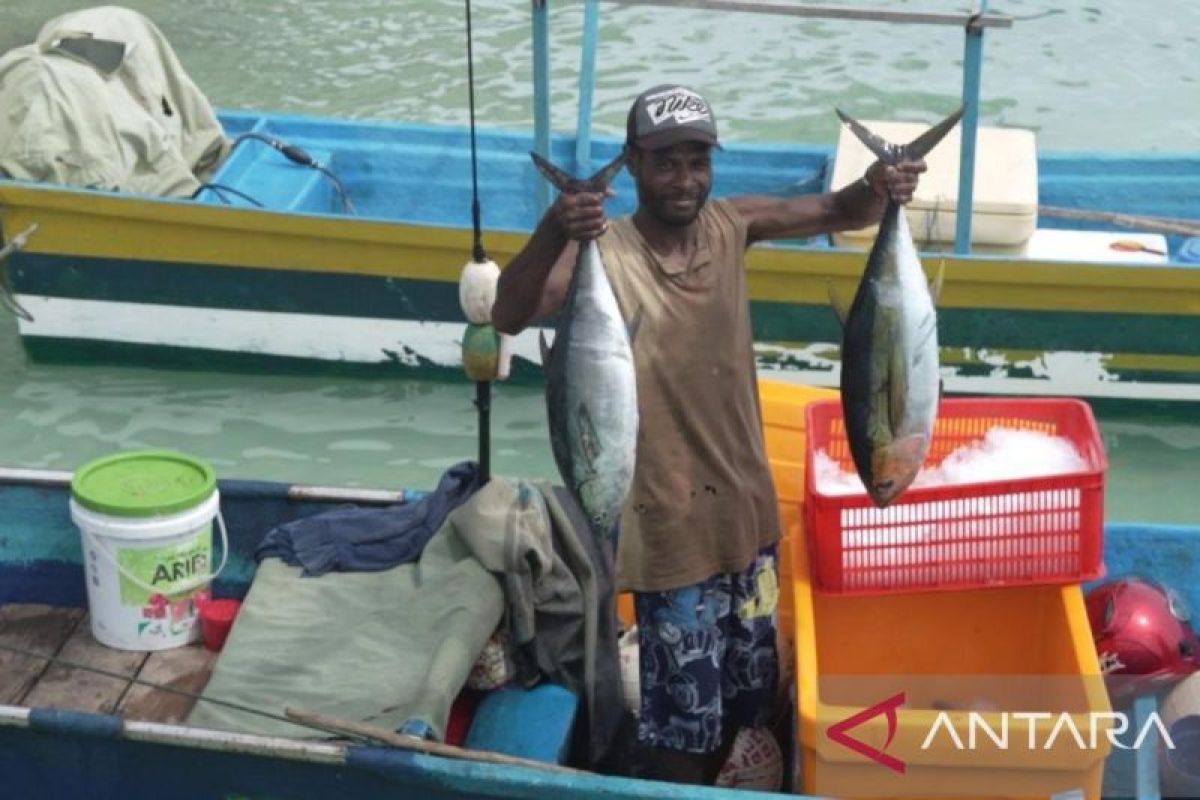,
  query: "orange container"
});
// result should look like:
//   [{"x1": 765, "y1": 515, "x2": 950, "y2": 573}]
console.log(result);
[
  {"x1": 804, "y1": 397, "x2": 1108, "y2": 595},
  {"x1": 761, "y1": 380, "x2": 840, "y2": 643},
  {"x1": 791, "y1": 521, "x2": 1112, "y2": 799}
]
